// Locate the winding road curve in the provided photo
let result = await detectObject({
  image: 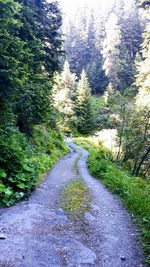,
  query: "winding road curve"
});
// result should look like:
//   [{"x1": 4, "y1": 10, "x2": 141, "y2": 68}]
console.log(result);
[{"x1": 0, "y1": 141, "x2": 145, "y2": 267}]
